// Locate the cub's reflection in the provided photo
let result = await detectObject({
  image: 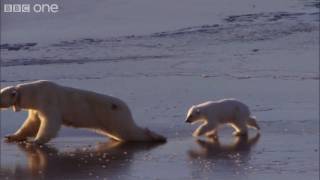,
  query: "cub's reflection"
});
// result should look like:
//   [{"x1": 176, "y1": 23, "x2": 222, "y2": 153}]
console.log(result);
[
  {"x1": 187, "y1": 133, "x2": 260, "y2": 179},
  {"x1": 4, "y1": 141, "x2": 162, "y2": 179},
  {"x1": 189, "y1": 133, "x2": 260, "y2": 158}
]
